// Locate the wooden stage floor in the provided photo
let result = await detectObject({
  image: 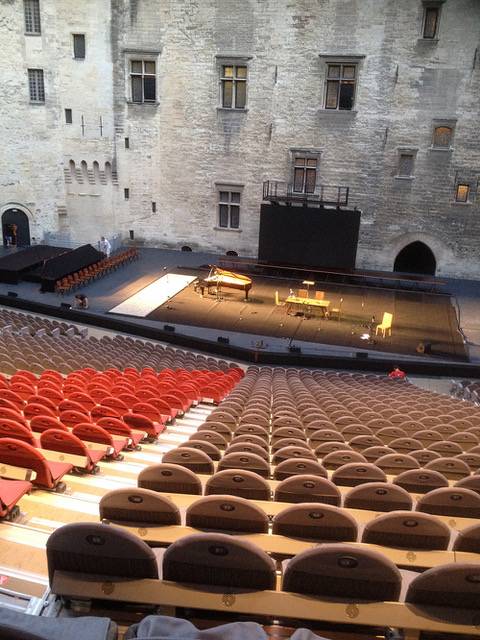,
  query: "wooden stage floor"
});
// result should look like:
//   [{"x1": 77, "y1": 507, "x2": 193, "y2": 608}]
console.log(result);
[{"x1": 144, "y1": 272, "x2": 467, "y2": 361}]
